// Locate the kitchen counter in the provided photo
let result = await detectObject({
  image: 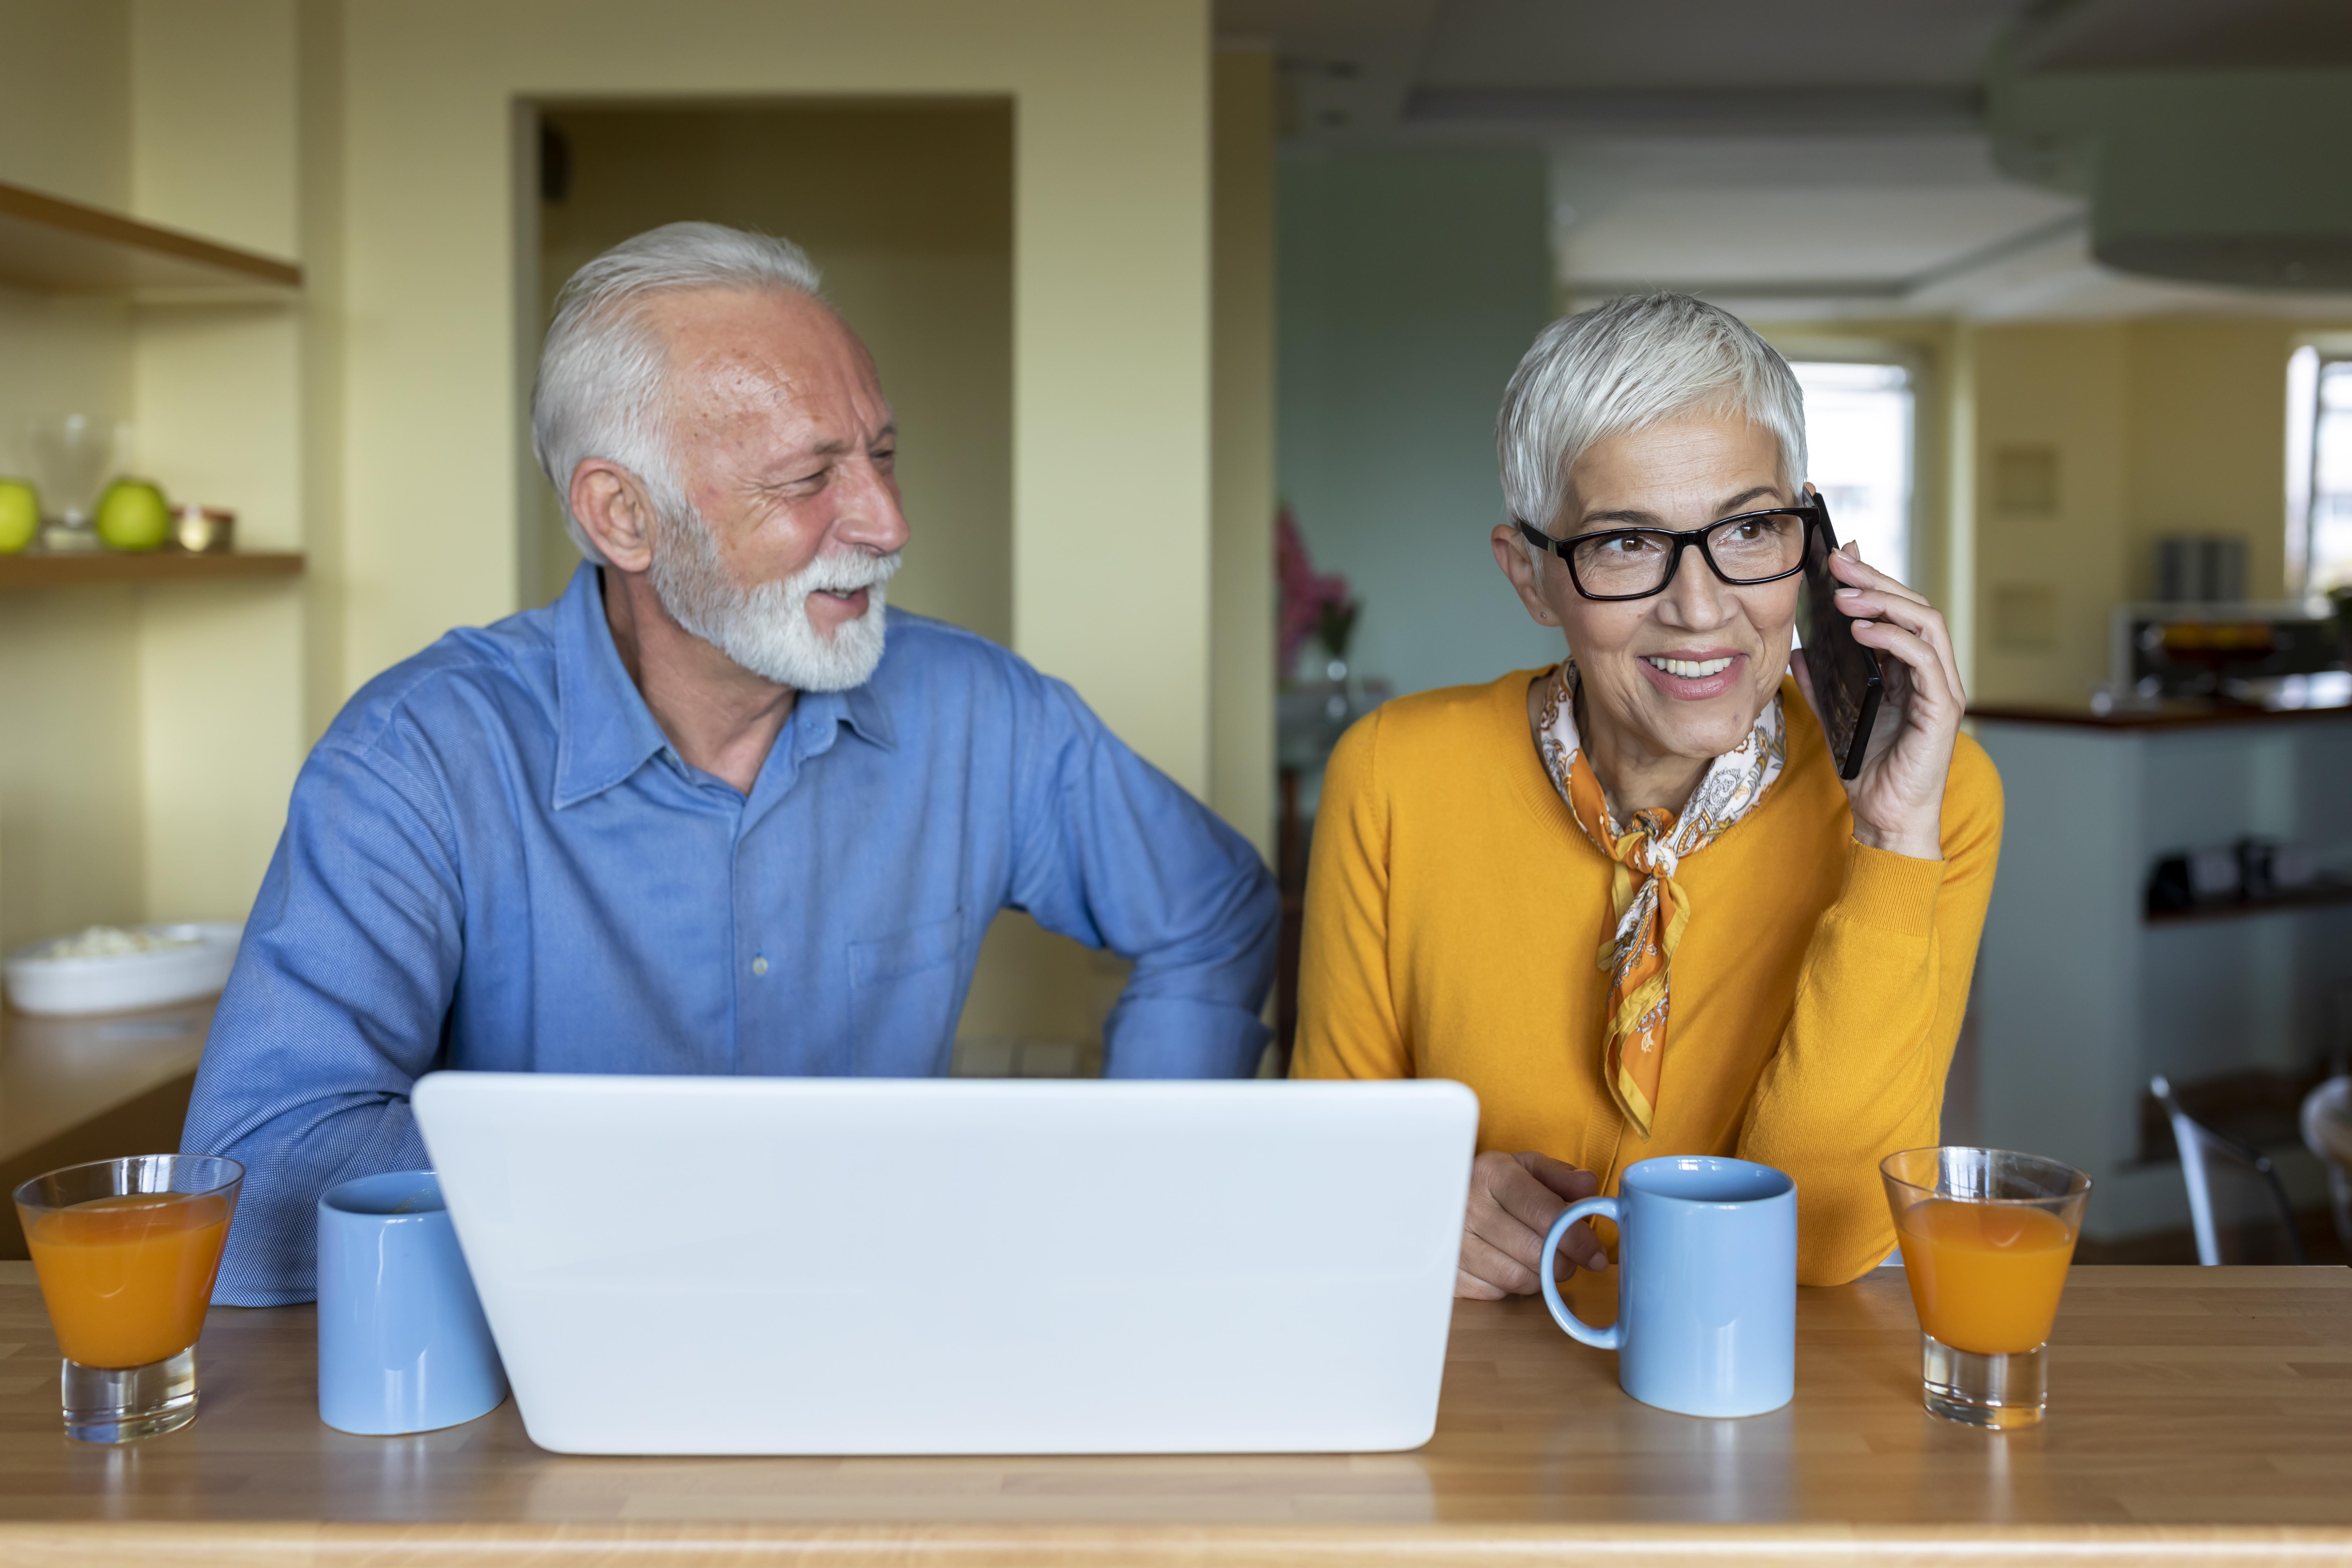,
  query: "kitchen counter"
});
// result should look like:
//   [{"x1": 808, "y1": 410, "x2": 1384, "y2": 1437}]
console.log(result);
[
  {"x1": 0, "y1": 1000, "x2": 210, "y2": 1256},
  {"x1": 1970, "y1": 697, "x2": 2352, "y2": 729},
  {"x1": 0, "y1": 1262, "x2": 2344, "y2": 1564}
]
